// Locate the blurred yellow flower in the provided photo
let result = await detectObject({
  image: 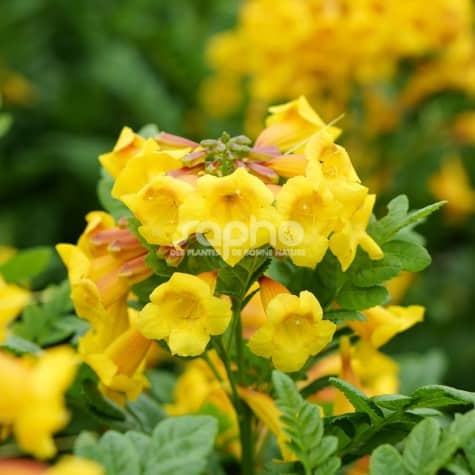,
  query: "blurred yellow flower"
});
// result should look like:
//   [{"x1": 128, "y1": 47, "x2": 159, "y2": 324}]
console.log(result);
[
  {"x1": 0, "y1": 276, "x2": 30, "y2": 342},
  {"x1": 350, "y1": 305, "x2": 425, "y2": 348},
  {"x1": 203, "y1": 0, "x2": 475, "y2": 136},
  {"x1": 0, "y1": 347, "x2": 77, "y2": 459},
  {"x1": 430, "y1": 156, "x2": 475, "y2": 220},
  {"x1": 46, "y1": 456, "x2": 104, "y2": 475},
  {"x1": 167, "y1": 353, "x2": 240, "y2": 457},
  {"x1": 137, "y1": 272, "x2": 232, "y2": 356}
]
